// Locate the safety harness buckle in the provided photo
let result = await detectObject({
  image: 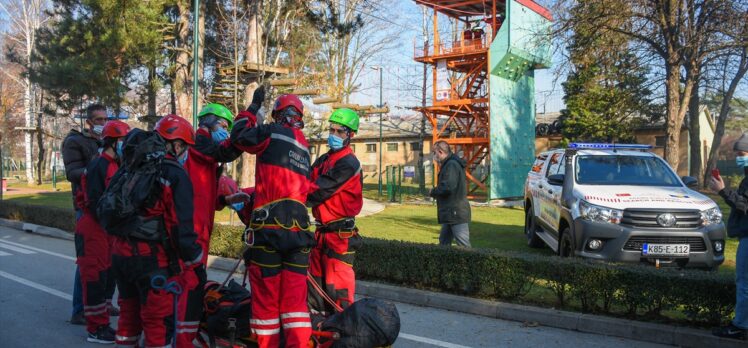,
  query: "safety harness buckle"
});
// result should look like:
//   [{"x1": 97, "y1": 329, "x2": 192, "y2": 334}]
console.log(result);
[{"x1": 243, "y1": 226, "x2": 255, "y2": 247}]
